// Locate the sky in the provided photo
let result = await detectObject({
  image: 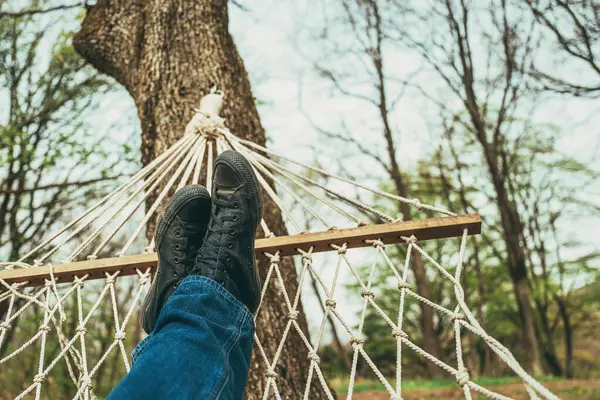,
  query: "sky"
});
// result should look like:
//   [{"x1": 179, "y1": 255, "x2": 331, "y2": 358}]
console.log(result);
[{"x1": 227, "y1": 1, "x2": 600, "y2": 248}]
